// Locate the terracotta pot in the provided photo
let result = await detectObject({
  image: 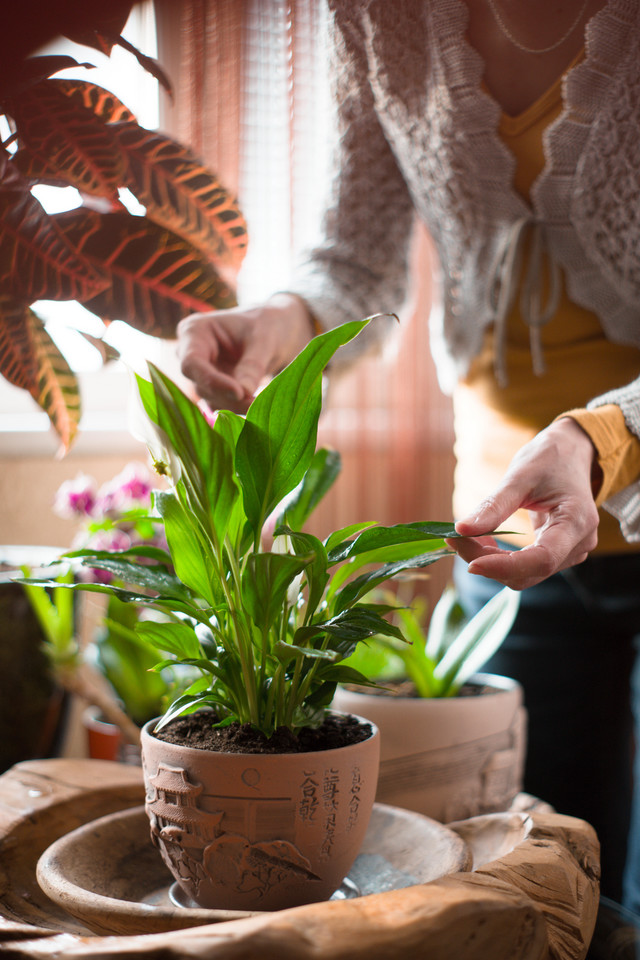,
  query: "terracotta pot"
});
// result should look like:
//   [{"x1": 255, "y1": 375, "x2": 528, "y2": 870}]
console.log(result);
[
  {"x1": 332, "y1": 673, "x2": 526, "y2": 823},
  {"x1": 140, "y1": 713, "x2": 380, "y2": 912},
  {"x1": 83, "y1": 706, "x2": 141, "y2": 765}
]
